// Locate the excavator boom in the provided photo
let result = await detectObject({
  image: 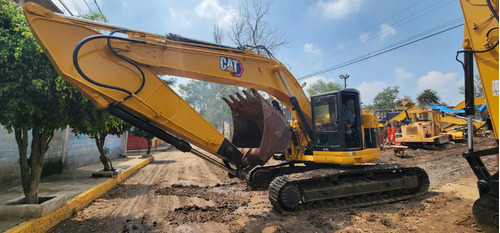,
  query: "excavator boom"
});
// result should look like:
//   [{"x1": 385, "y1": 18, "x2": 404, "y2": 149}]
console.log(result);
[{"x1": 22, "y1": 3, "x2": 312, "y2": 177}]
